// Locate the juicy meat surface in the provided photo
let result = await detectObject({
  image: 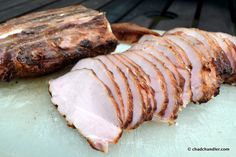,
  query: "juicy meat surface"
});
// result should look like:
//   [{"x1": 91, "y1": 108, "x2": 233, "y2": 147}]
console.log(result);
[
  {"x1": 165, "y1": 28, "x2": 232, "y2": 77},
  {"x1": 96, "y1": 55, "x2": 133, "y2": 128},
  {"x1": 123, "y1": 52, "x2": 168, "y2": 118},
  {"x1": 71, "y1": 58, "x2": 123, "y2": 124},
  {"x1": 49, "y1": 69, "x2": 122, "y2": 152},
  {"x1": 108, "y1": 55, "x2": 146, "y2": 129},
  {"x1": 0, "y1": 5, "x2": 117, "y2": 81},
  {"x1": 138, "y1": 52, "x2": 181, "y2": 122},
  {"x1": 116, "y1": 53, "x2": 155, "y2": 120},
  {"x1": 137, "y1": 35, "x2": 192, "y2": 106},
  {"x1": 164, "y1": 35, "x2": 220, "y2": 103}
]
